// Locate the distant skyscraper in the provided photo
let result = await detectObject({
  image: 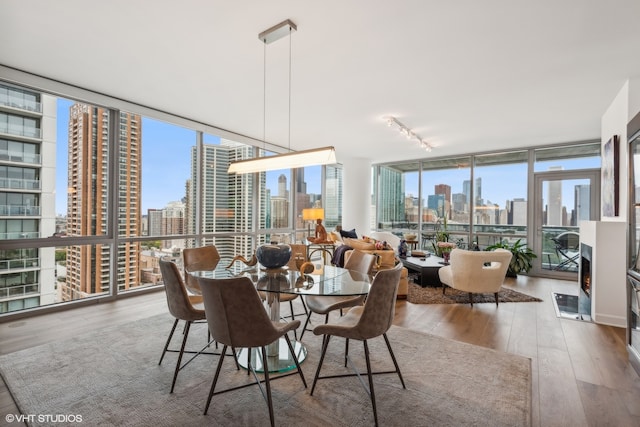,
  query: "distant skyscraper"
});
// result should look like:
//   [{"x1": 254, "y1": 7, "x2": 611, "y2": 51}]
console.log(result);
[
  {"x1": 435, "y1": 184, "x2": 451, "y2": 217},
  {"x1": 427, "y1": 194, "x2": 445, "y2": 218},
  {"x1": 509, "y1": 198, "x2": 527, "y2": 226},
  {"x1": 63, "y1": 104, "x2": 141, "y2": 300},
  {"x1": 574, "y1": 184, "x2": 590, "y2": 225},
  {"x1": 162, "y1": 201, "x2": 185, "y2": 249},
  {"x1": 377, "y1": 167, "x2": 404, "y2": 227},
  {"x1": 324, "y1": 165, "x2": 342, "y2": 228},
  {"x1": 187, "y1": 140, "x2": 257, "y2": 257},
  {"x1": 547, "y1": 166, "x2": 563, "y2": 226},
  {"x1": 148, "y1": 209, "x2": 163, "y2": 236}
]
